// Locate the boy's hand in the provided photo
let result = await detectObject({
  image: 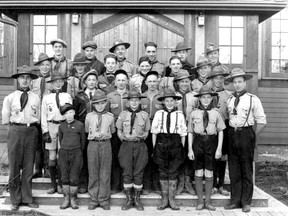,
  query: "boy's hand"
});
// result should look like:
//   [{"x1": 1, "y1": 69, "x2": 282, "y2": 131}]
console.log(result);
[
  {"x1": 43, "y1": 132, "x2": 52, "y2": 143},
  {"x1": 215, "y1": 148, "x2": 222, "y2": 159},
  {"x1": 188, "y1": 150, "x2": 194, "y2": 160}
]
